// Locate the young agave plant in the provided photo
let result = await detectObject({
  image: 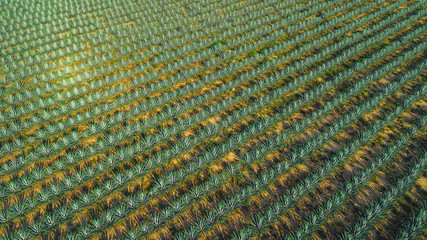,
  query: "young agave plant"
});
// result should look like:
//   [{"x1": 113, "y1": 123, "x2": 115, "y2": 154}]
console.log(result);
[
  {"x1": 124, "y1": 230, "x2": 140, "y2": 240},
  {"x1": 250, "y1": 214, "x2": 268, "y2": 232}
]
